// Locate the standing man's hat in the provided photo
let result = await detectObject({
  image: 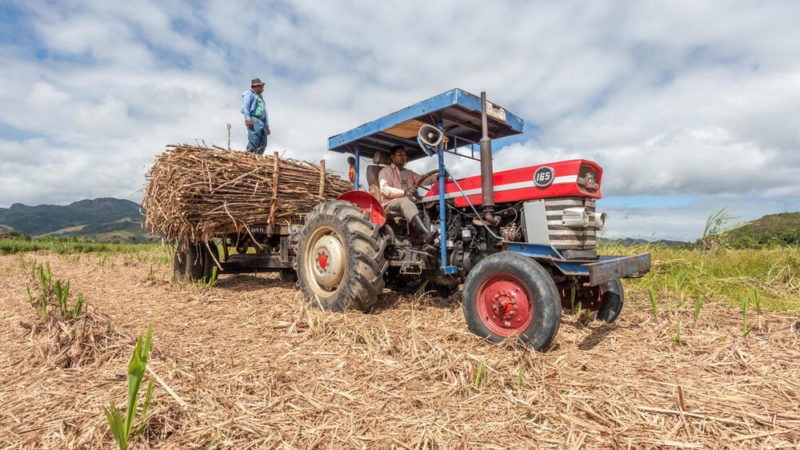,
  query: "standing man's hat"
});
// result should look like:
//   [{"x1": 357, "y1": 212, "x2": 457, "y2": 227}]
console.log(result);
[{"x1": 251, "y1": 78, "x2": 265, "y2": 87}]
